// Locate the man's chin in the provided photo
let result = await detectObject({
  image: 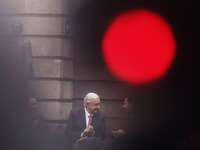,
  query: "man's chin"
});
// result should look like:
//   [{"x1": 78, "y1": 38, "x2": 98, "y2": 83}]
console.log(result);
[{"x1": 93, "y1": 110, "x2": 99, "y2": 113}]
